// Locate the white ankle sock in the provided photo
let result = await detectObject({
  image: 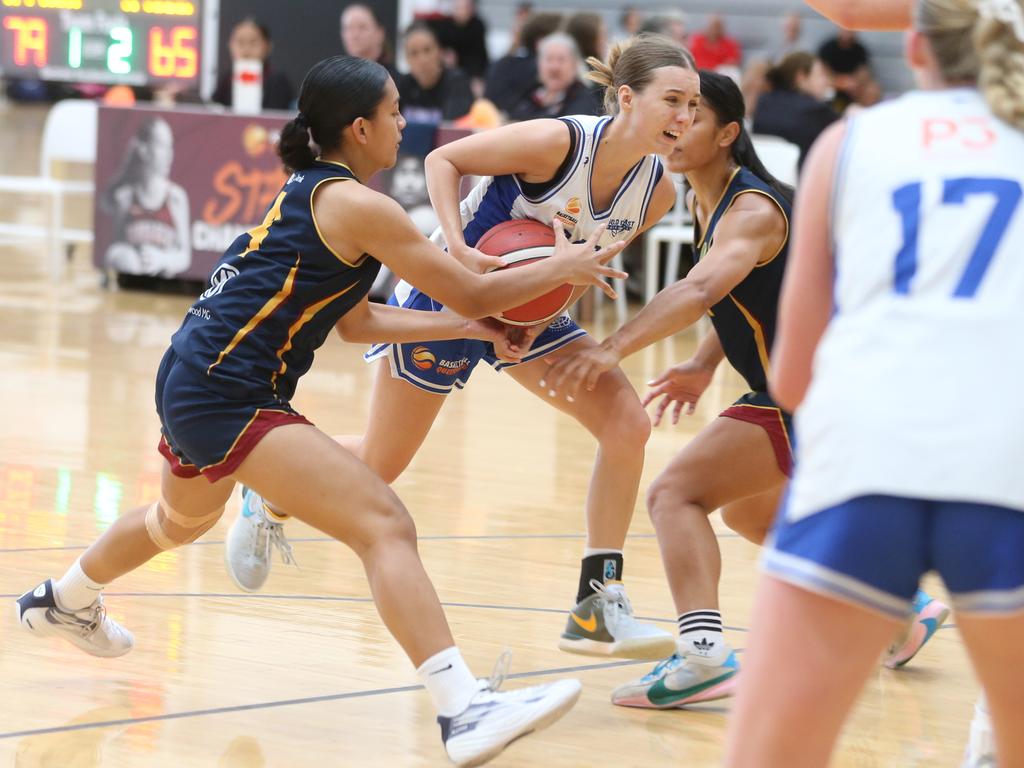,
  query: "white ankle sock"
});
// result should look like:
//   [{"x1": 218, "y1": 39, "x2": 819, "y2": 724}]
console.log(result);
[
  {"x1": 678, "y1": 609, "x2": 726, "y2": 660},
  {"x1": 416, "y1": 646, "x2": 479, "y2": 717},
  {"x1": 54, "y1": 558, "x2": 106, "y2": 611}
]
